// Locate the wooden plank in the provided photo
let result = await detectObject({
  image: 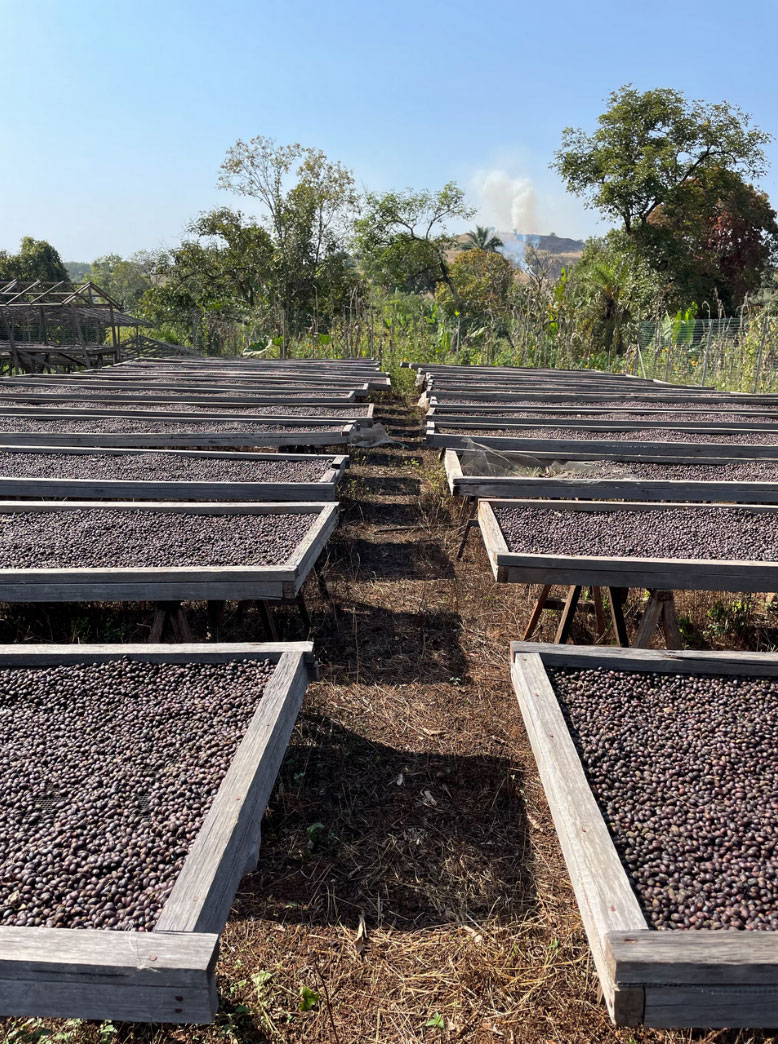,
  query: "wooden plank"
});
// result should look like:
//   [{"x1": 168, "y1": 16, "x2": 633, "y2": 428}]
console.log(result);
[
  {"x1": 606, "y1": 930, "x2": 778, "y2": 986},
  {"x1": 510, "y1": 652, "x2": 646, "y2": 1022},
  {"x1": 444, "y1": 448, "x2": 464, "y2": 495},
  {"x1": 499, "y1": 560, "x2": 778, "y2": 593},
  {"x1": 451, "y1": 474, "x2": 778, "y2": 506},
  {"x1": 0, "y1": 476, "x2": 342, "y2": 502},
  {"x1": 427, "y1": 430, "x2": 778, "y2": 461},
  {"x1": 0, "y1": 641, "x2": 315, "y2": 667},
  {"x1": 156, "y1": 650, "x2": 309, "y2": 934},
  {"x1": 0, "y1": 405, "x2": 367, "y2": 427},
  {"x1": 0, "y1": 928, "x2": 218, "y2": 1023},
  {"x1": 0, "y1": 428, "x2": 354, "y2": 449},
  {"x1": 641, "y1": 986, "x2": 778, "y2": 1028},
  {"x1": 509, "y1": 641, "x2": 778, "y2": 677},
  {"x1": 476, "y1": 499, "x2": 510, "y2": 580},
  {"x1": 430, "y1": 411, "x2": 778, "y2": 432}
]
